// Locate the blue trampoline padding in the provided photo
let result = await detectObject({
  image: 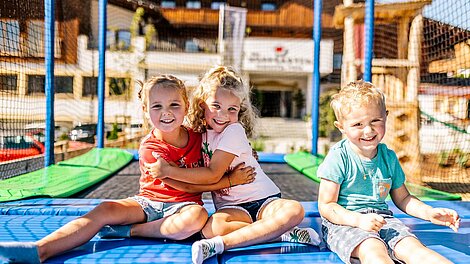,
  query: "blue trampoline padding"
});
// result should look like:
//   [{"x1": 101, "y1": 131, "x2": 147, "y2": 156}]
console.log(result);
[
  {"x1": 0, "y1": 209, "x2": 469, "y2": 263},
  {"x1": 257, "y1": 152, "x2": 286, "y2": 163},
  {"x1": 2, "y1": 199, "x2": 470, "y2": 220},
  {"x1": 126, "y1": 149, "x2": 140, "y2": 160}
]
